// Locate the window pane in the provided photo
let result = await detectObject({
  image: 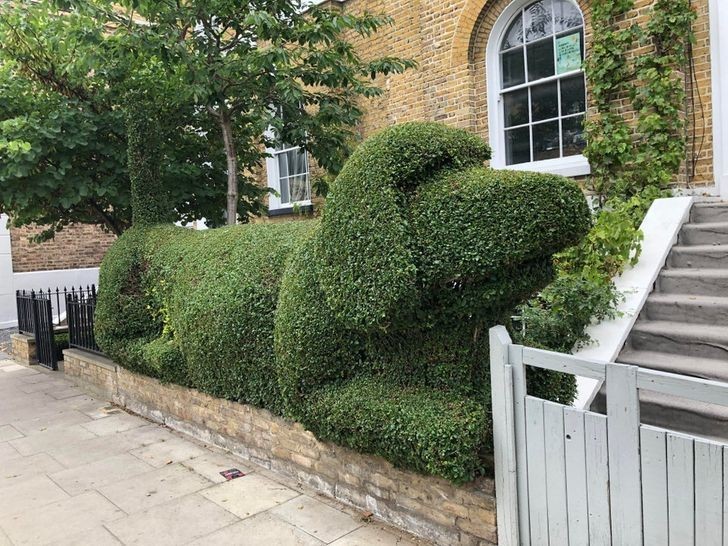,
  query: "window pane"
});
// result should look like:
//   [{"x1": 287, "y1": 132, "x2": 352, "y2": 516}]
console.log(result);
[
  {"x1": 555, "y1": 30, "x2": 583, "y2": 74},
  {"x1": 289, "y1": 175, "x2": 310, "y2": 202},
  {"x1": 501, "y1": 48, "x2": 525, "y2": 88},
  {"x1": 502, "y1": 15, "x2": 524, "y2": 50},
  {"x1": 560, "y1": 74, "x2": 586, "y2": 115},
  {"x1": 562, "y1": 115, "x2": 586, "y2": 156},
  {"x1": 533, "y1": 120, "x2": 560, "y2": 161},
  {"x1": 524, "y1": 0, "x2": 553, "y2": 42},
  {"x1": 286, "y1": 148, "x2": 308, "y2": 176},
  {"x1": 531, "y1": 81, "x2": 558, "y2": 122},
  {"x1": 527, "y1": 38, "x2": 555, "y2": 81},
  {"x1": 505, "y1": 126, "x2": 531, "y2": 165},
  {"x1": 277, "y1": 152, "x2": 289, "y2": 179},
  {"x1": 504, "y1": 89, "x2": 529, "y2": 127},
  {"x1": 280, "y1": 177, "x2": 291, "y2": 204},
  {"x1": 553, "y1": 0, "x2": 582, "y2": 32}
]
